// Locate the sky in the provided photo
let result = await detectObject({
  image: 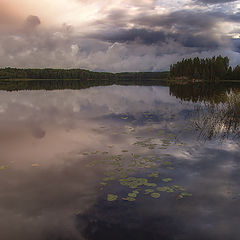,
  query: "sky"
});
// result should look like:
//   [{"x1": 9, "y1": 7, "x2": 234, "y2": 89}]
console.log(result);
[{"x1": 0, "y1": 0, "x2": 240, "y2": 72}]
